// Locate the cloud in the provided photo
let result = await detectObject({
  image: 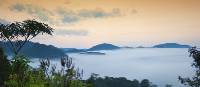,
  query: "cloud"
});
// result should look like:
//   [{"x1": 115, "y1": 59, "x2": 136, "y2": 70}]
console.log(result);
[
  {"x1": 56, "y1": 8, "x2": 80, "y2": 23},
  {"x1": 9, "y1": 4, "x2": 134, "y2": 24},
  {"x1": 55, "y1": 8, "x2": 122, "y2": 24},
  {"x1": 10, "y1": 3, "x2": 25, "y2": 12},
  {"x1": 55, "y1": 29, "x2": 88, "y2": 36},
  {"x1": 78, "y1": 8, "x2": 121, "y2": 18},
  {"x1": 78, "y1": 9, "x2": 109, "y2": 18},
  {"x1": 62, "y1": 16, "x2": 79, "y2": 23},
  {"x1": 10, "y1": 4, "x2": 51, "y2": 22}
]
